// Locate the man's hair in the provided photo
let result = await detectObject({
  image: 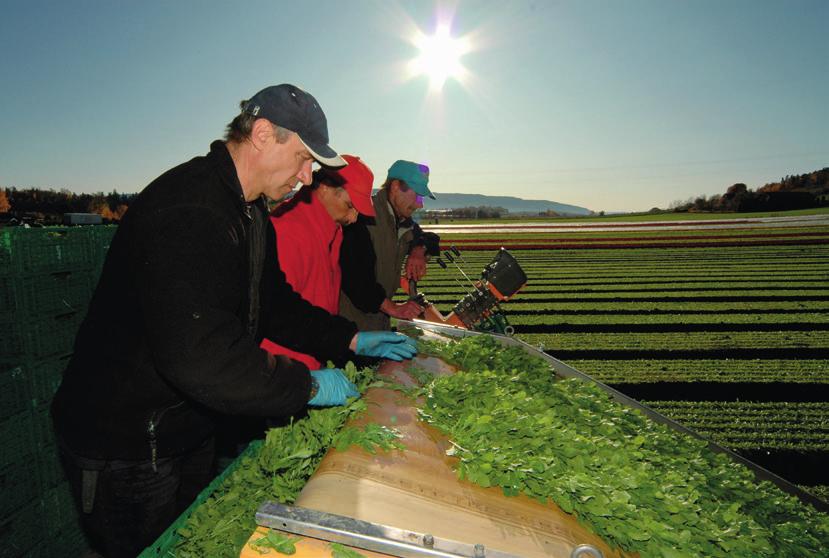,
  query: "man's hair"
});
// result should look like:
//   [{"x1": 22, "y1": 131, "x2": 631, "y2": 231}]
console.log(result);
[
  {"x1": 225, "y1": 100, "x2": 293, "y2": 144},
  {"x1": 381, "y1": 178, "x2": 410, "y2": 192}
]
